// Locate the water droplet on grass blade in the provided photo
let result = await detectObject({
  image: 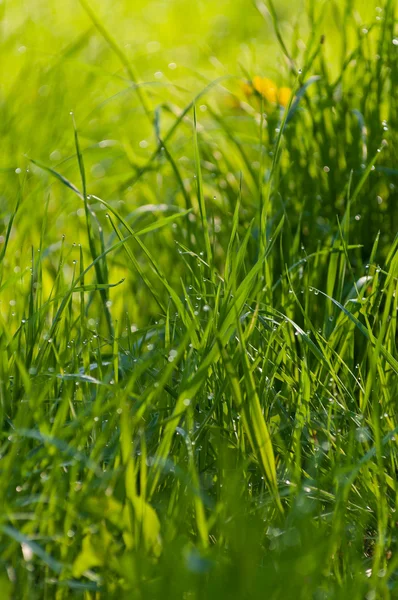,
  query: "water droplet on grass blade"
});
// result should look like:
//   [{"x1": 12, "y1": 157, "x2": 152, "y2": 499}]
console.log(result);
[{"x1": 21, "y1": 543, "x2": 33, "y2": 562}]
